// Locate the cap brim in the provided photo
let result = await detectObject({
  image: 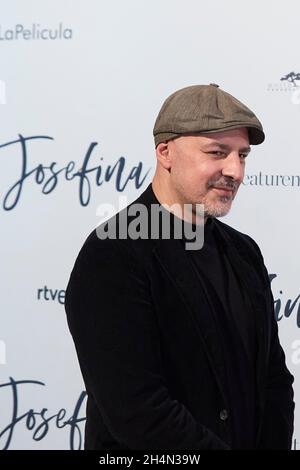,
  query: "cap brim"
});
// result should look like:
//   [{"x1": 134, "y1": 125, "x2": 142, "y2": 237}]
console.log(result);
[
  {"x1": 154, "y1": 124, "x2": 265, "y2": 147},
  {"x1": 247, "y1": 127, "x2": 265, "y2": 145}
]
